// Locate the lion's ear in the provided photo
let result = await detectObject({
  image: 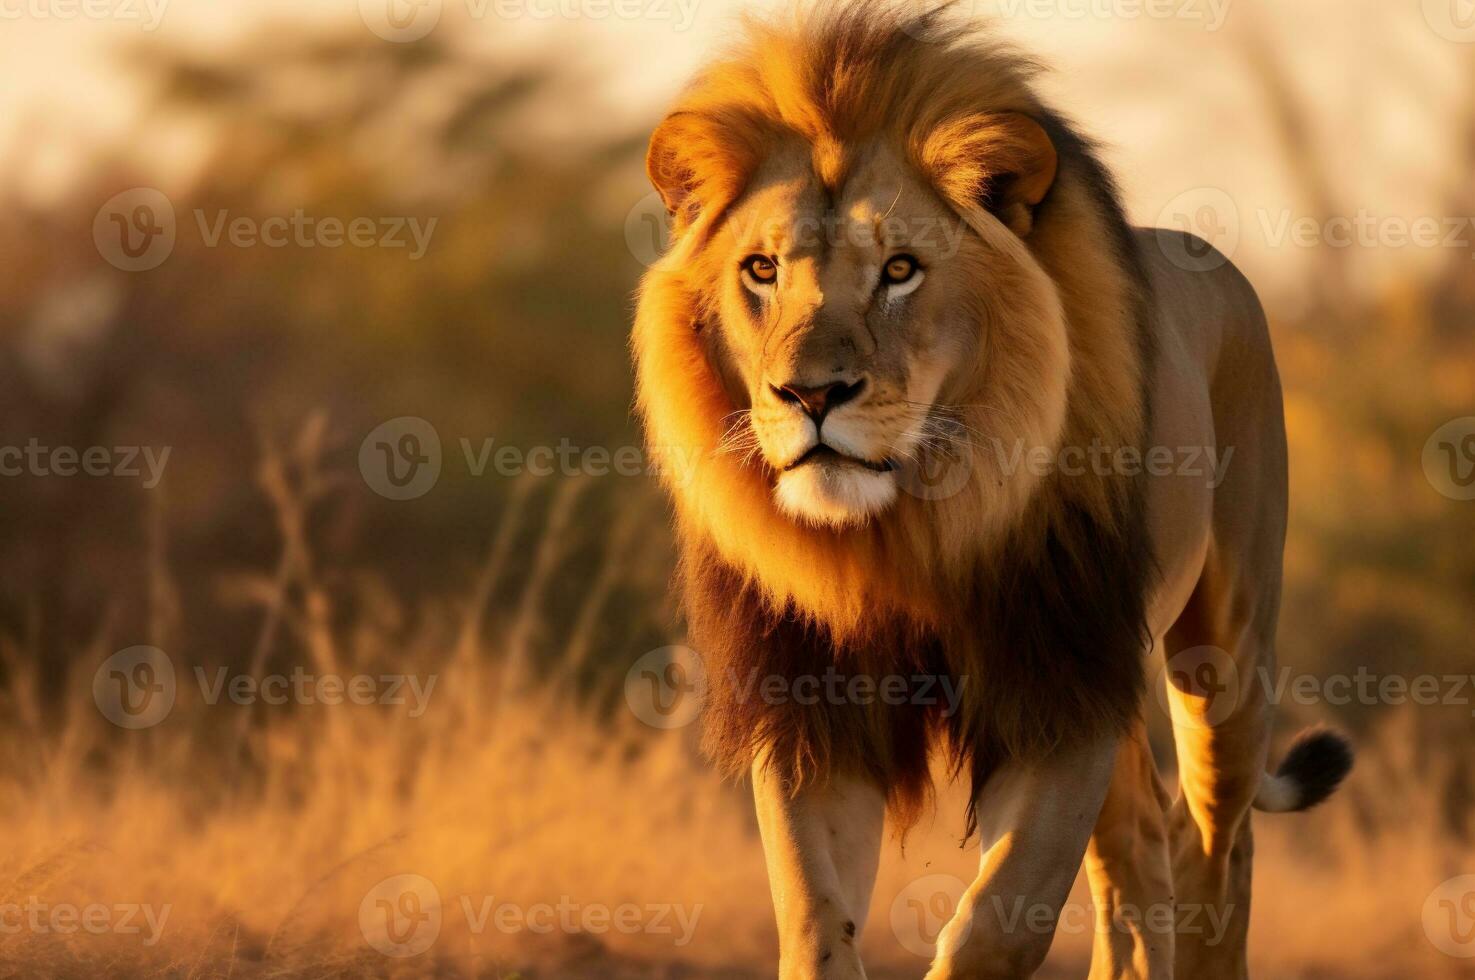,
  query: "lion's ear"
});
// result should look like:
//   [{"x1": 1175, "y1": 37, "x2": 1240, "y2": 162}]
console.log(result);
[
  {"x1": 646, "y1": 111, "x2": 760, "y2": 232},
  {"x1": 647, "y1": 113, "x2": 701, "y2": 217},
  {"x1": 920, "y1": 111, "x2": 1058, "y2": 237}
]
